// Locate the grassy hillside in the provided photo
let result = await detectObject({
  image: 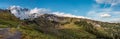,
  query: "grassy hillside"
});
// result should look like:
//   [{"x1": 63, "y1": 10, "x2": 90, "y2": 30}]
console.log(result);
[
  {"x1": 0, "y1": 9, "x2": 120, "y2": 39},
  {"x1": 0, "y1": 9, "x2": 20, "y2": 28},
  {"x1": 0, "y1": 10, "x2": 59, "y2": 39}
]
